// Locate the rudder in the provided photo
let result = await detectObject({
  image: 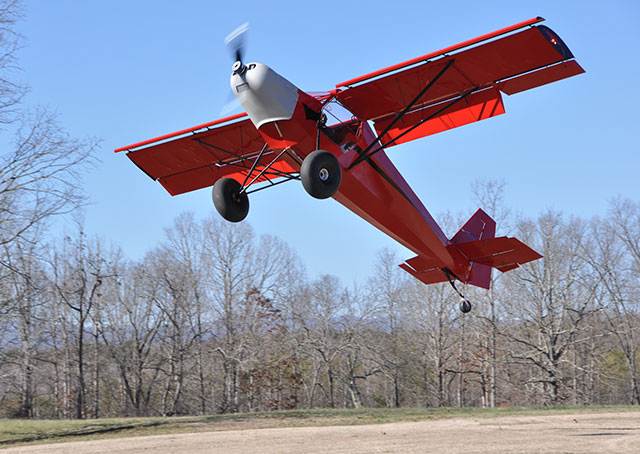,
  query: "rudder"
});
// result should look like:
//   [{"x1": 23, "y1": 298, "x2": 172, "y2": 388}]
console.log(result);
[
  {"x1": 451, "y1": 208, "x2": 496, "y2": 289},
  {"x1": 451, "y1": 208, "x2": 496, "y2": 244}
]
